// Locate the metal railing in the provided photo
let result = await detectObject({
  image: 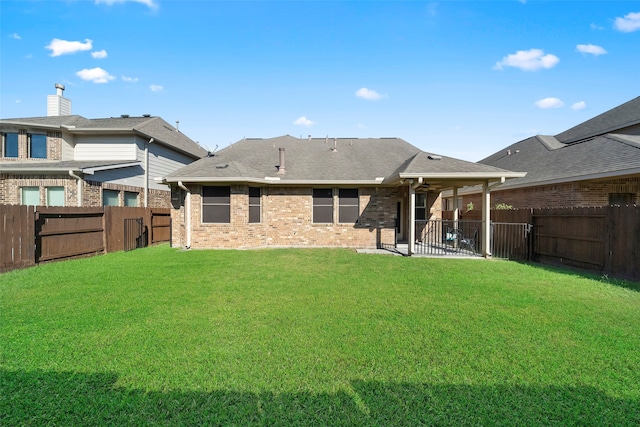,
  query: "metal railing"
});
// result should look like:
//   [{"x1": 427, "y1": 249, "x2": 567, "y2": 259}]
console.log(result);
[{"x1": 412, "y1": 219, "x2": 532, "y2": 258}]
